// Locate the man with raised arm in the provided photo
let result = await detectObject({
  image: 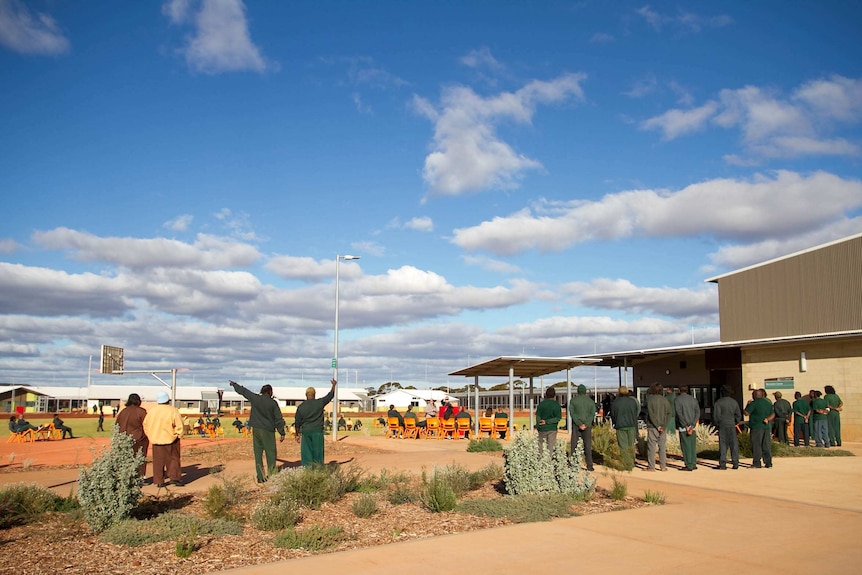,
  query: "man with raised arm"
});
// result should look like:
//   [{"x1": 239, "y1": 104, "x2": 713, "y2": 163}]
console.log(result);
[
  {"x1": 293, "y1": 379, "x2": 337, "y2": 467},
  {"x1": 229, "y1": 380, "x2": 286, "y2": 483}
]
